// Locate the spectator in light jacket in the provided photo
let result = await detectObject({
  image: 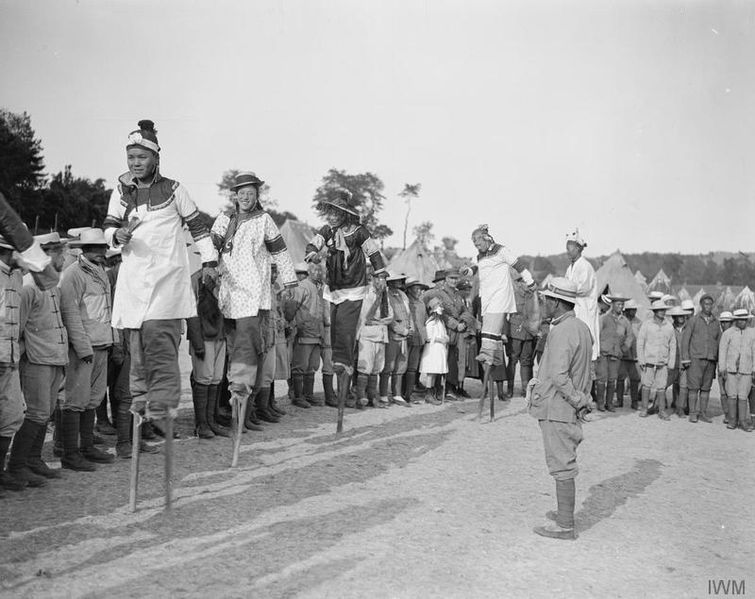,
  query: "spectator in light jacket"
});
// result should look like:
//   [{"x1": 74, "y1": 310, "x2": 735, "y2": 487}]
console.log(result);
[
  {"x1": 355, "y1": 272, "x2": 393, "y2": 409},
  {"x1": 636, "y1": 301, "x2": 676, "y2": 420},
  {"x1": 718, "y1": 309, "x2": 755, "y2": 432}
]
